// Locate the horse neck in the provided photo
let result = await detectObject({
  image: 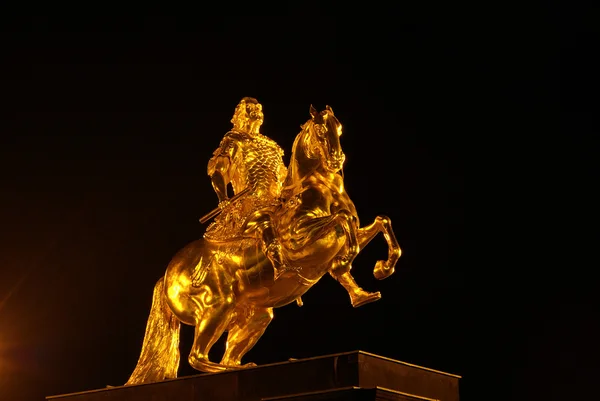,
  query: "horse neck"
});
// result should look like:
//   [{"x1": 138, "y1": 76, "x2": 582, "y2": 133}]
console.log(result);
[{"x1": 283, "y1": 130, "x2": 324, "y2": 193}]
